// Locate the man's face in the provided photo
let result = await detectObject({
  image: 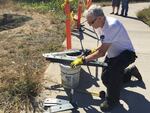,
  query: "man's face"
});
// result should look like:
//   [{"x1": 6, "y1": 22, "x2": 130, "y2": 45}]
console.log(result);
[{"x1": 87, "y1": 14, "x2": 103, "y2": 29}]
